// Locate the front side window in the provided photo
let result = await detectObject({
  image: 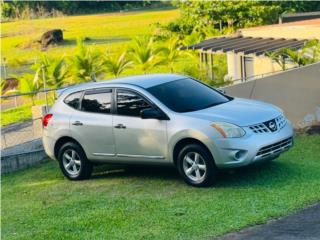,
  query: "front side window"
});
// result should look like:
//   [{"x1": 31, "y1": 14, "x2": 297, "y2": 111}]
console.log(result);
[
  {"x1": 81, "y1": 90, "x2": 112, "y2": 114},
  {"x1": 64, "y1": 91, "x2": 82, "y2": 109},
  {"x1": 146, "y1": 78, "x2": 231, "y2": 113},
  {"x1": 116, "y1": 90, "x2": 151, "y2": 117}
]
